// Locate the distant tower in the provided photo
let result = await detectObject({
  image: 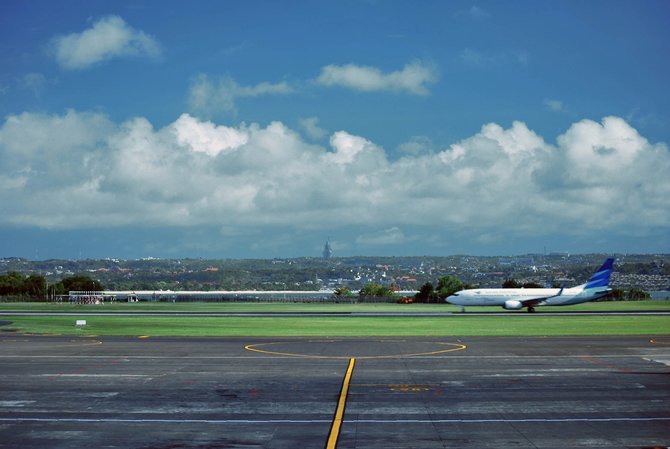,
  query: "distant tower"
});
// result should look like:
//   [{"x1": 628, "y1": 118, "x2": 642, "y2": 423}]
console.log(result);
[{"x1": 322, "y1": 239, "x2": 333, "y2": 259}]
